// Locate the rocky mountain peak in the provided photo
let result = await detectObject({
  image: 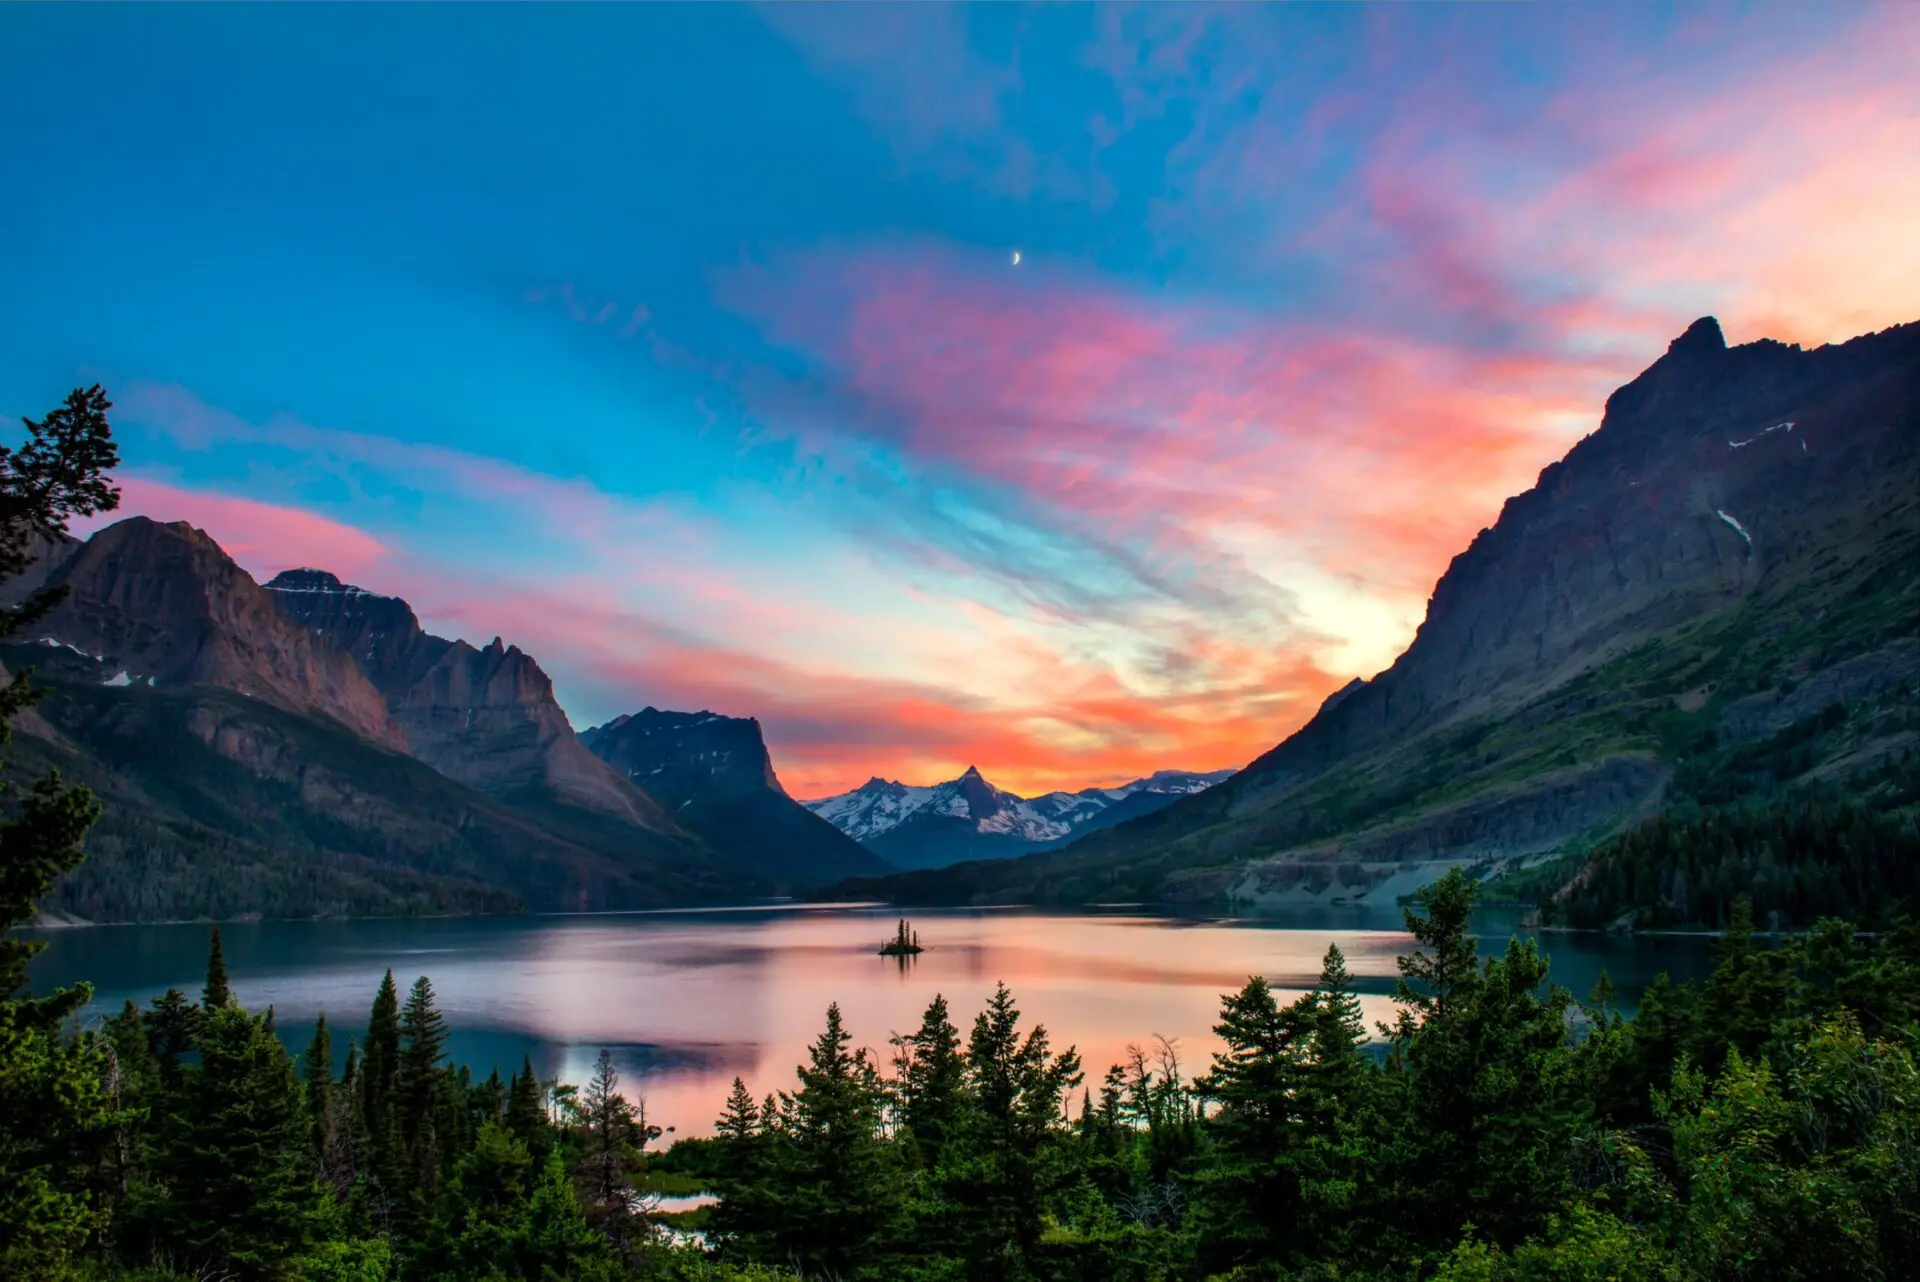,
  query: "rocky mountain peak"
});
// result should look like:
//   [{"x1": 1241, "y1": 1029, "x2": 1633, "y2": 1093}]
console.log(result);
[
  {"x1": 1669, "y1": 315, "x2": 1727, "y2": 357},
  {"x1": 579, "y1": 704, "x2": 883, "y2": 886},
  {"x1": 265, "y1": 568, "x2": 349, "y2": 594},
  {"x1": 266, "y1": 564, "x2": 673, "y2": 832},
  {"x1": 36, "y1": 517, "x2": 403, "y2": 749},
  {"x1": 581, "y1": 706, "x2": 786, "y2": 803}
]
